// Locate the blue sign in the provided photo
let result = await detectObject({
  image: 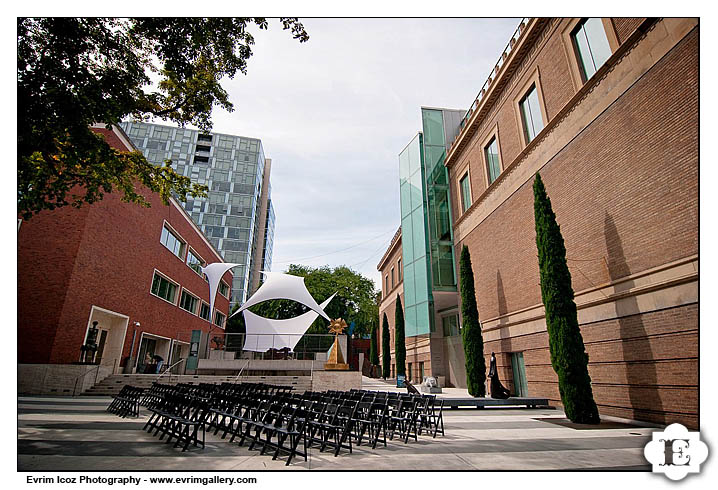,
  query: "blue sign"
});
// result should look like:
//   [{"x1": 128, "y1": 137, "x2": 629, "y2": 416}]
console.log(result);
[{"x1": 397, "y1": 374, "x2": 405, "y2": 388}]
